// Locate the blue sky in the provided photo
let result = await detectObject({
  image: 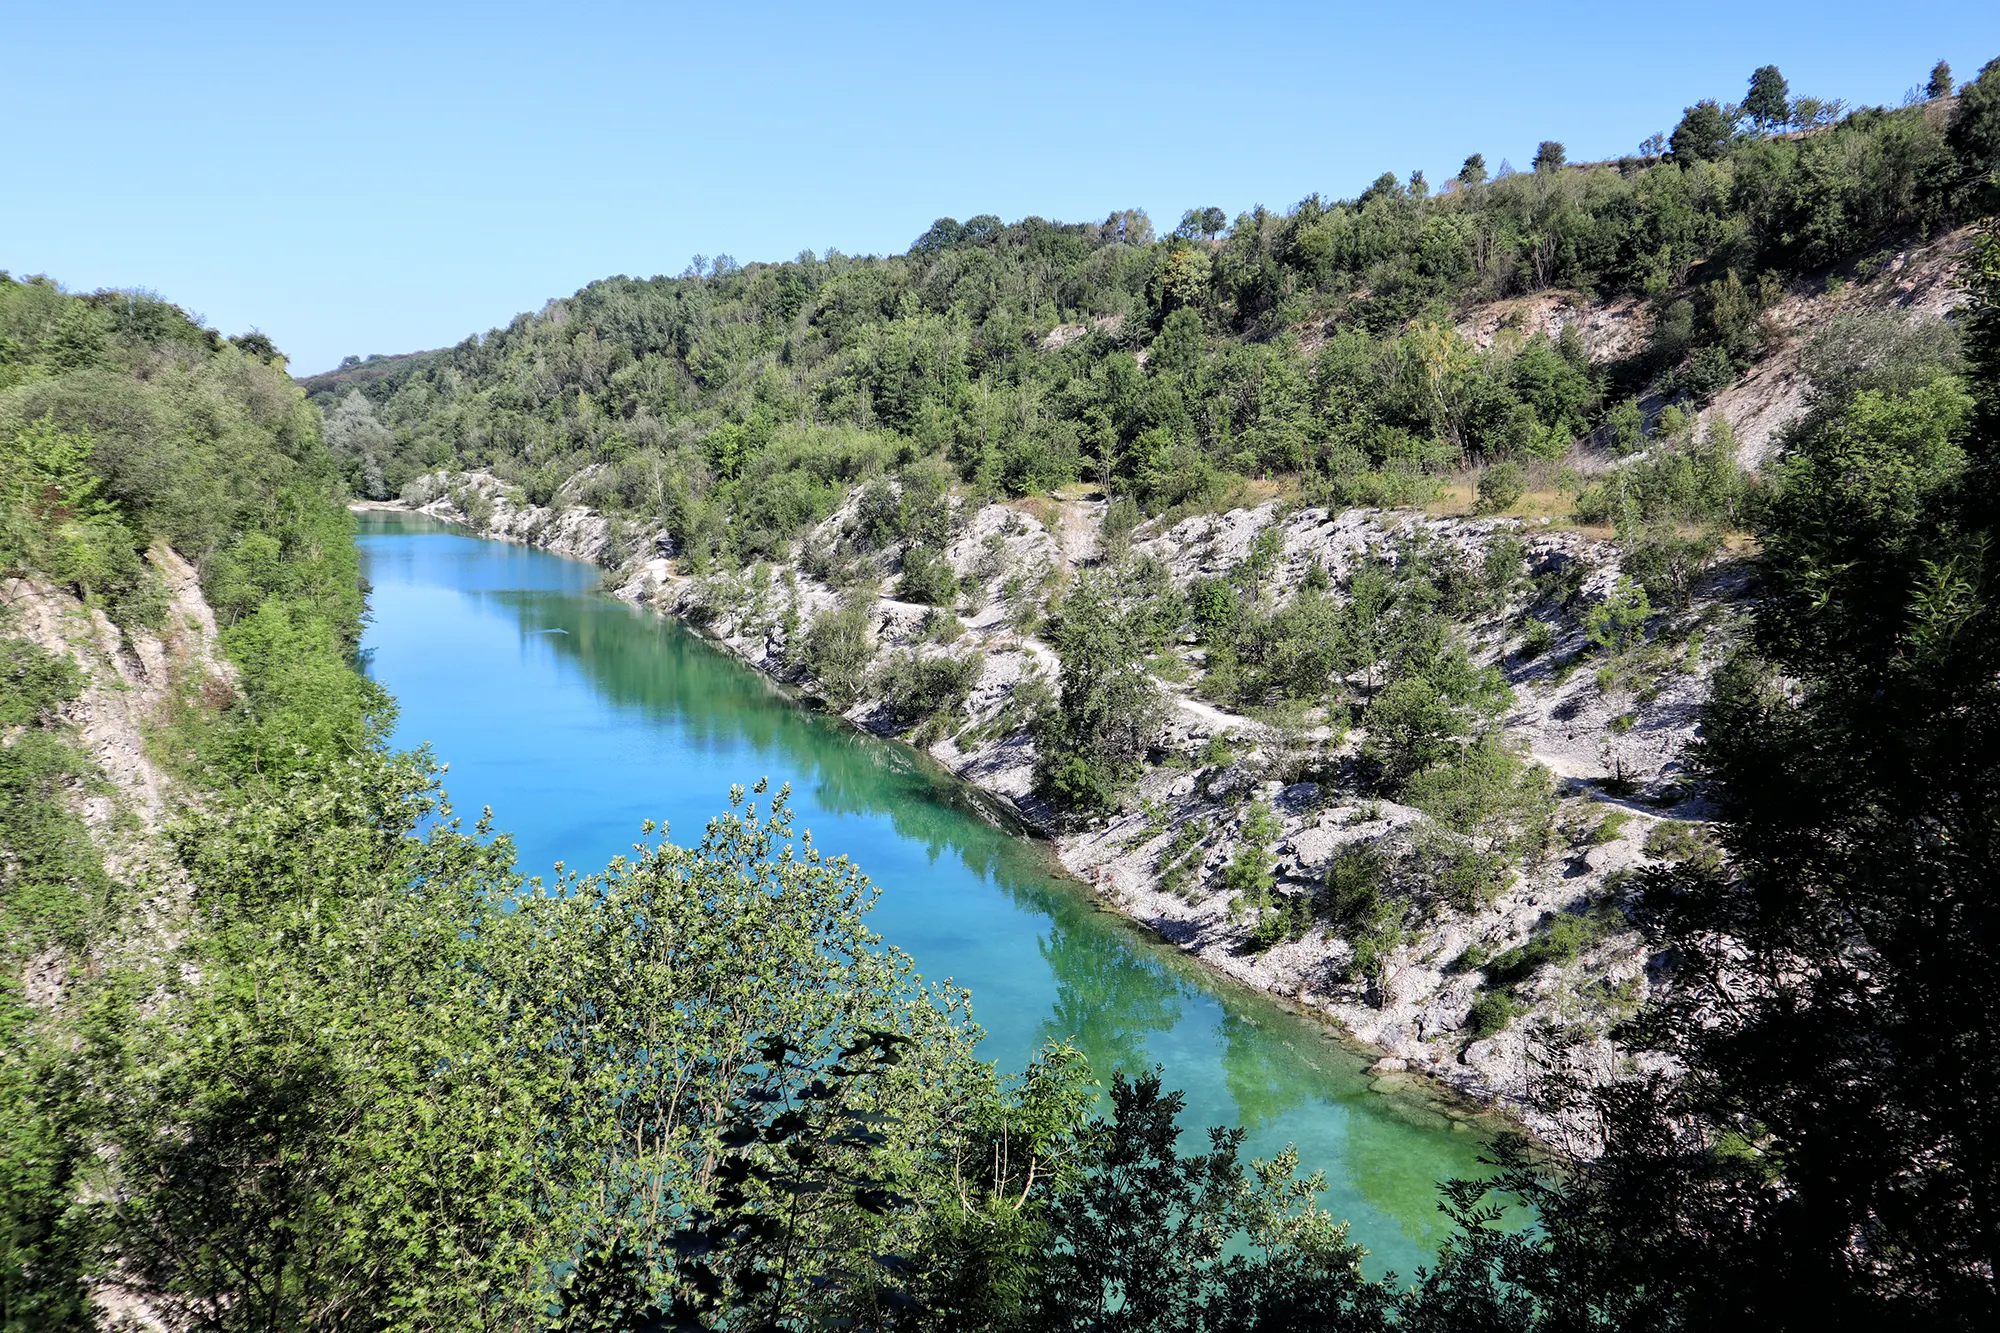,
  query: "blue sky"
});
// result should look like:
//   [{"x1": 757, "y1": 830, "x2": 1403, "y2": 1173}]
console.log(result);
[{"x1": 5, "y1": 1, "x2": 1994, "y2": 373}]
